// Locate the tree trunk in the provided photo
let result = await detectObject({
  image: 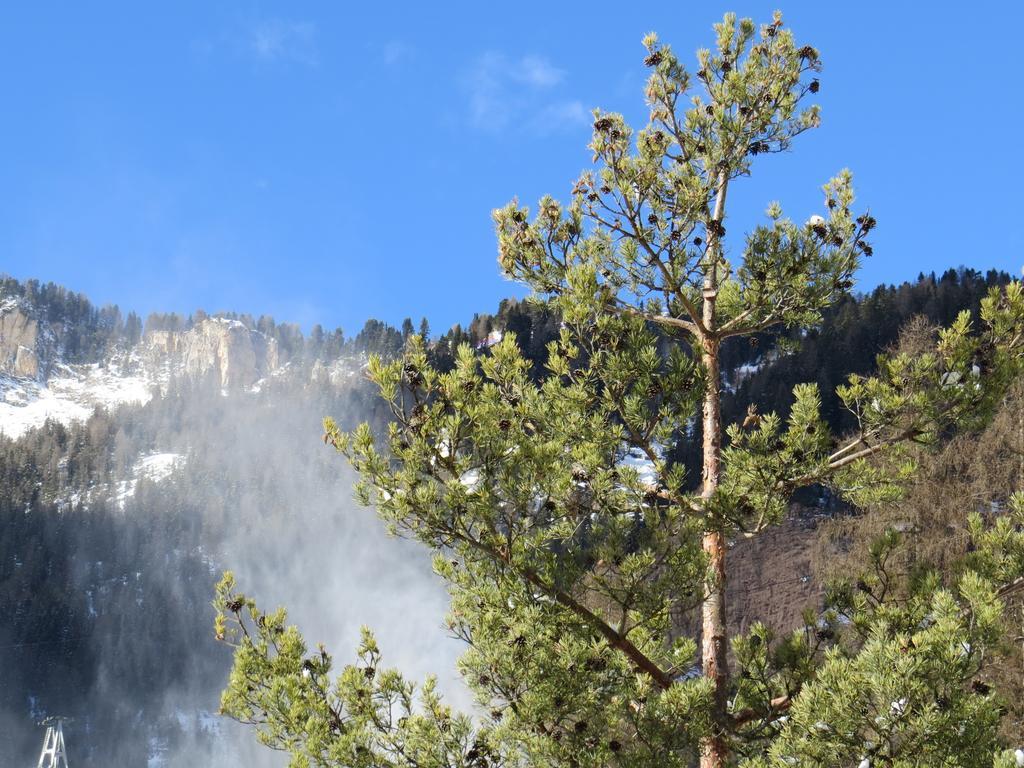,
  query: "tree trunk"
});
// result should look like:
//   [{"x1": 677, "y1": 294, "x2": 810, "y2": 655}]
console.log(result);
[
  {"x1": 700, "y1": 336, "x2": 729, "y2": 768},
  {"x1": 700, "y1": 175, "x2": 729, "y2": 768}
]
